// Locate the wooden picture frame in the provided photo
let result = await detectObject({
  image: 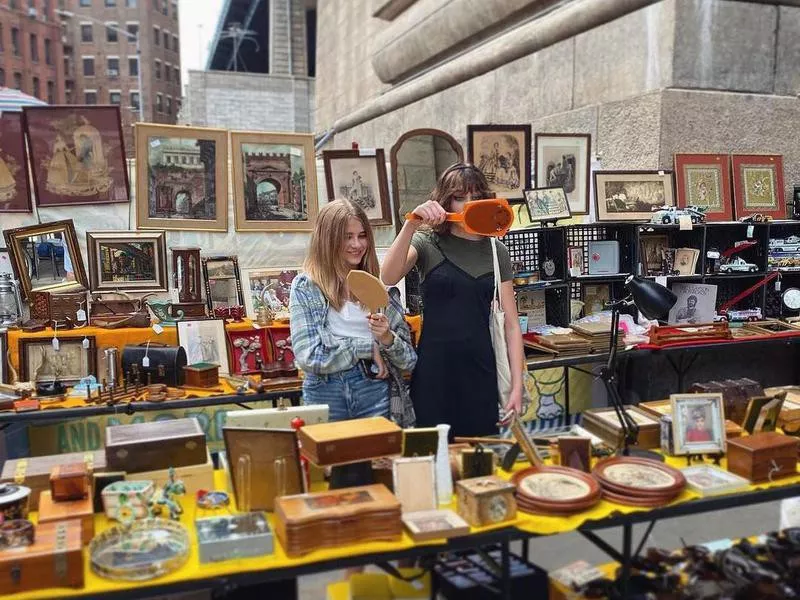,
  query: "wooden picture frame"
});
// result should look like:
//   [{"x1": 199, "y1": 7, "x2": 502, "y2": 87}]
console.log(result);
[
  {"x1": 674, "y1": 153, "x2": 733, "y2": 222},
  {"x1": 0, "y1": 112, "x2": 33, "y2": 212},
  {"x1": 2, "y1": 219, "x2": 88, "y2": 300},
  {"x1": 22, "y1": 105, "x2": 129, "y2": 207},
  {"x1": 241, "y1": 267, "x2": 299, "y2": 319},
  {"x1": 222, "y1": 427, "x2": 304, "y2": 511},
  {"x1": 741, "y1": 395, "x2": 775, "y2": 434},
  {"x1": 581, "y1": 284, "x2": 610, "y2": 316},
  {"x1": 392, "y1": 456, "x2": 436, "y2": 513},
  {"x1": 731, "y1": 154, "x2": 785, "y2": 220},
  {"x1": 670, "y1": 393, "x2": 726, "y2": 455},
  {"x1": 534, "y1": 133, "x2": 590, "y2": 215},
  {"x1": 19, "y1": 336, "x2": 96, "y2": 385},
  {"x1": 202, "y1": 255, "x2": 244, "y2": 311},
  {"x1": 523, "y1": 186, "x2": 571, "y2": 223},
  {"x1": 595, "y1": 170, "x2": 675, "y2": 222},
  {"x1": 640, "y1": 234, "x2": 669, "y2": 274},
  {"x1": 468, "y1": 124, "x2": 532, "y2": 203},
  {"x1": 176, "y1": 318, "x2": 230, "y2": 375},
  {"x1": 402, "y1": 509, "x2": 470, "y2": 542},
  {"x1": 135, "y1": 123, "x2": 228, "y2": 231},
  {"x1": 230, "y1": 131, "x2": 319, "y2": 232},
  {"x1": 753, "y1": 396, "x2": 785, "y2": 433},
  {"x1": 322, "y1": 149, "x2": 392, "y2": 226},
  {"x1": 86, "y1": 230, "x2": 168, "y2": 293}
]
